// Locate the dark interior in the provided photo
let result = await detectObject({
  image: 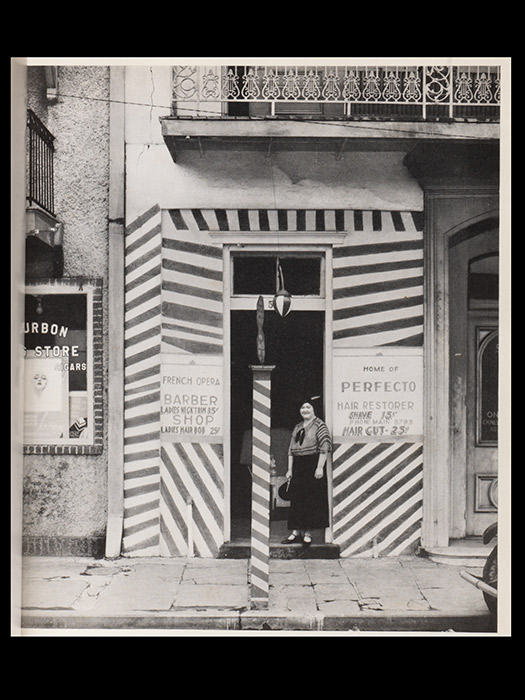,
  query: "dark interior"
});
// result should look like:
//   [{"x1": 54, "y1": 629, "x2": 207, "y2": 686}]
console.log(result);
[{"x1": 230, "y1": 310, "x2": 324, "y2": 541}]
